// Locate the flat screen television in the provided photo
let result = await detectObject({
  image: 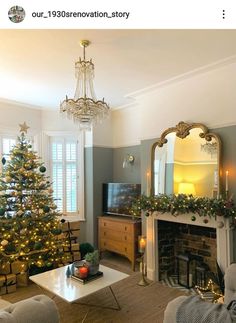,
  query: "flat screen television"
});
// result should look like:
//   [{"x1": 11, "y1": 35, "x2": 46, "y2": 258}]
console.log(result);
[{"x1": 103, "y1": 183, "x2": 141, "y2": 217}]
